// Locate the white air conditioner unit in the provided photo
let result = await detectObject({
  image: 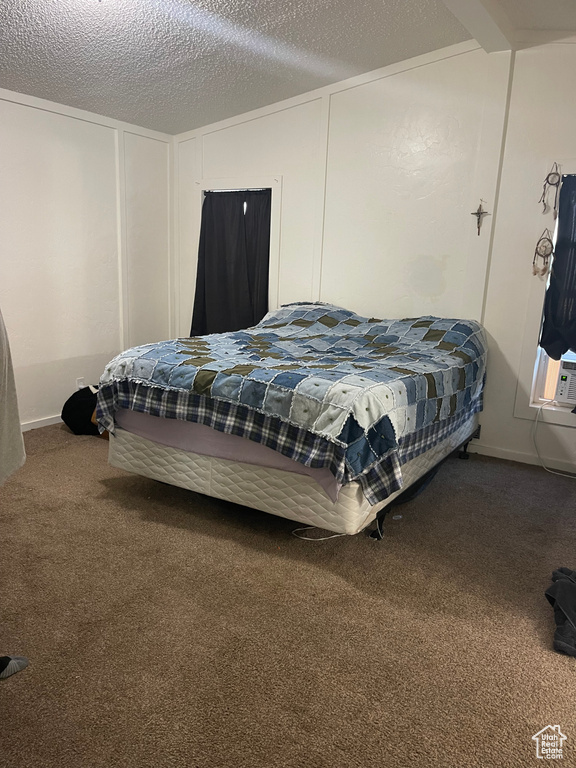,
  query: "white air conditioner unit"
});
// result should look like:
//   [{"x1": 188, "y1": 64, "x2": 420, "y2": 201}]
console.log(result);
[{"x1": 555, "y1": 360, "x2": 576, "y2": 405}]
